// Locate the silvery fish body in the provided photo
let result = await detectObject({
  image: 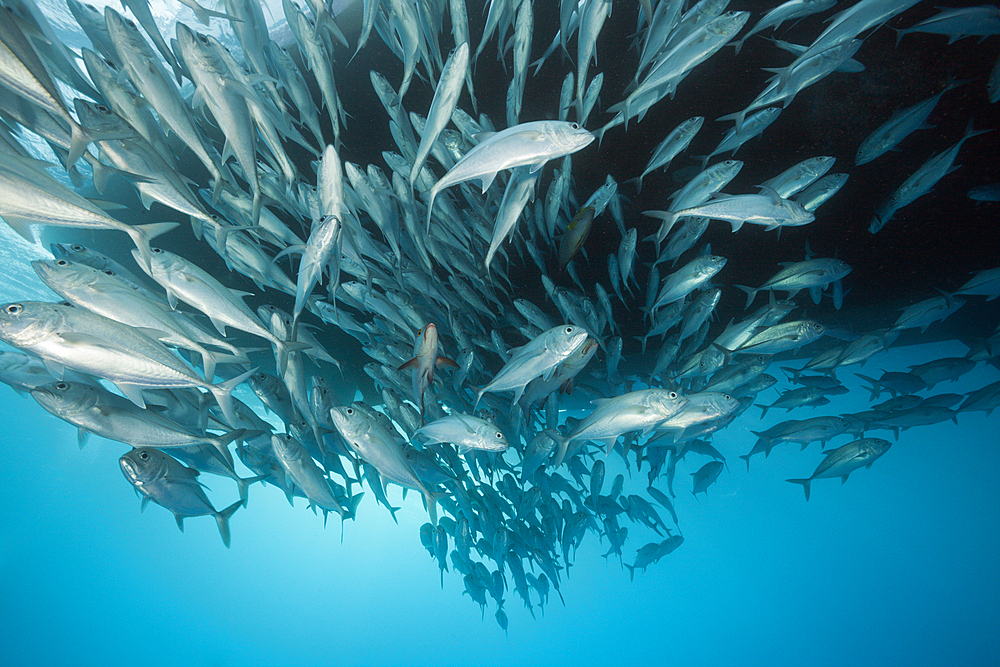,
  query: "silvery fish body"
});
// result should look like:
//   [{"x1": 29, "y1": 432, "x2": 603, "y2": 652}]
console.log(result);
[
  {"x1": 104, "y1": 7, "x2": 224, "y2": 191},
  {"x1": 331, "y1": 403, "x2": 441, "y2": 524},
  {"x1": 787, "y1": 438, "x2": 892, "y2": 500},
  {"x1": 414, "y1": 413, "x2": 510, "y2": 452},
  {"x1": 554, "y1": 388, "x2": 690, "y2": 466},
  {"x1": 120, "y1": 447, "x2": 242, "y2": 547},
  {"x1": 475, "y1": 325, "x2": 589, "y2": 409},
  {"x1": 271, "y1": 433, "x2": 349, "y2": 518},
  {"x1": 652, "y1": 254, "x2": 727, "y2": 310},
  {"x1": 426, "y1": 120, "x2": 595, "y2": 229},
  {"x1": 0, "y1": 301, "x2": 253, "y2": 427},
  {"x1": 30, "y1": 380, "x2": 244, "y2": 459}
]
